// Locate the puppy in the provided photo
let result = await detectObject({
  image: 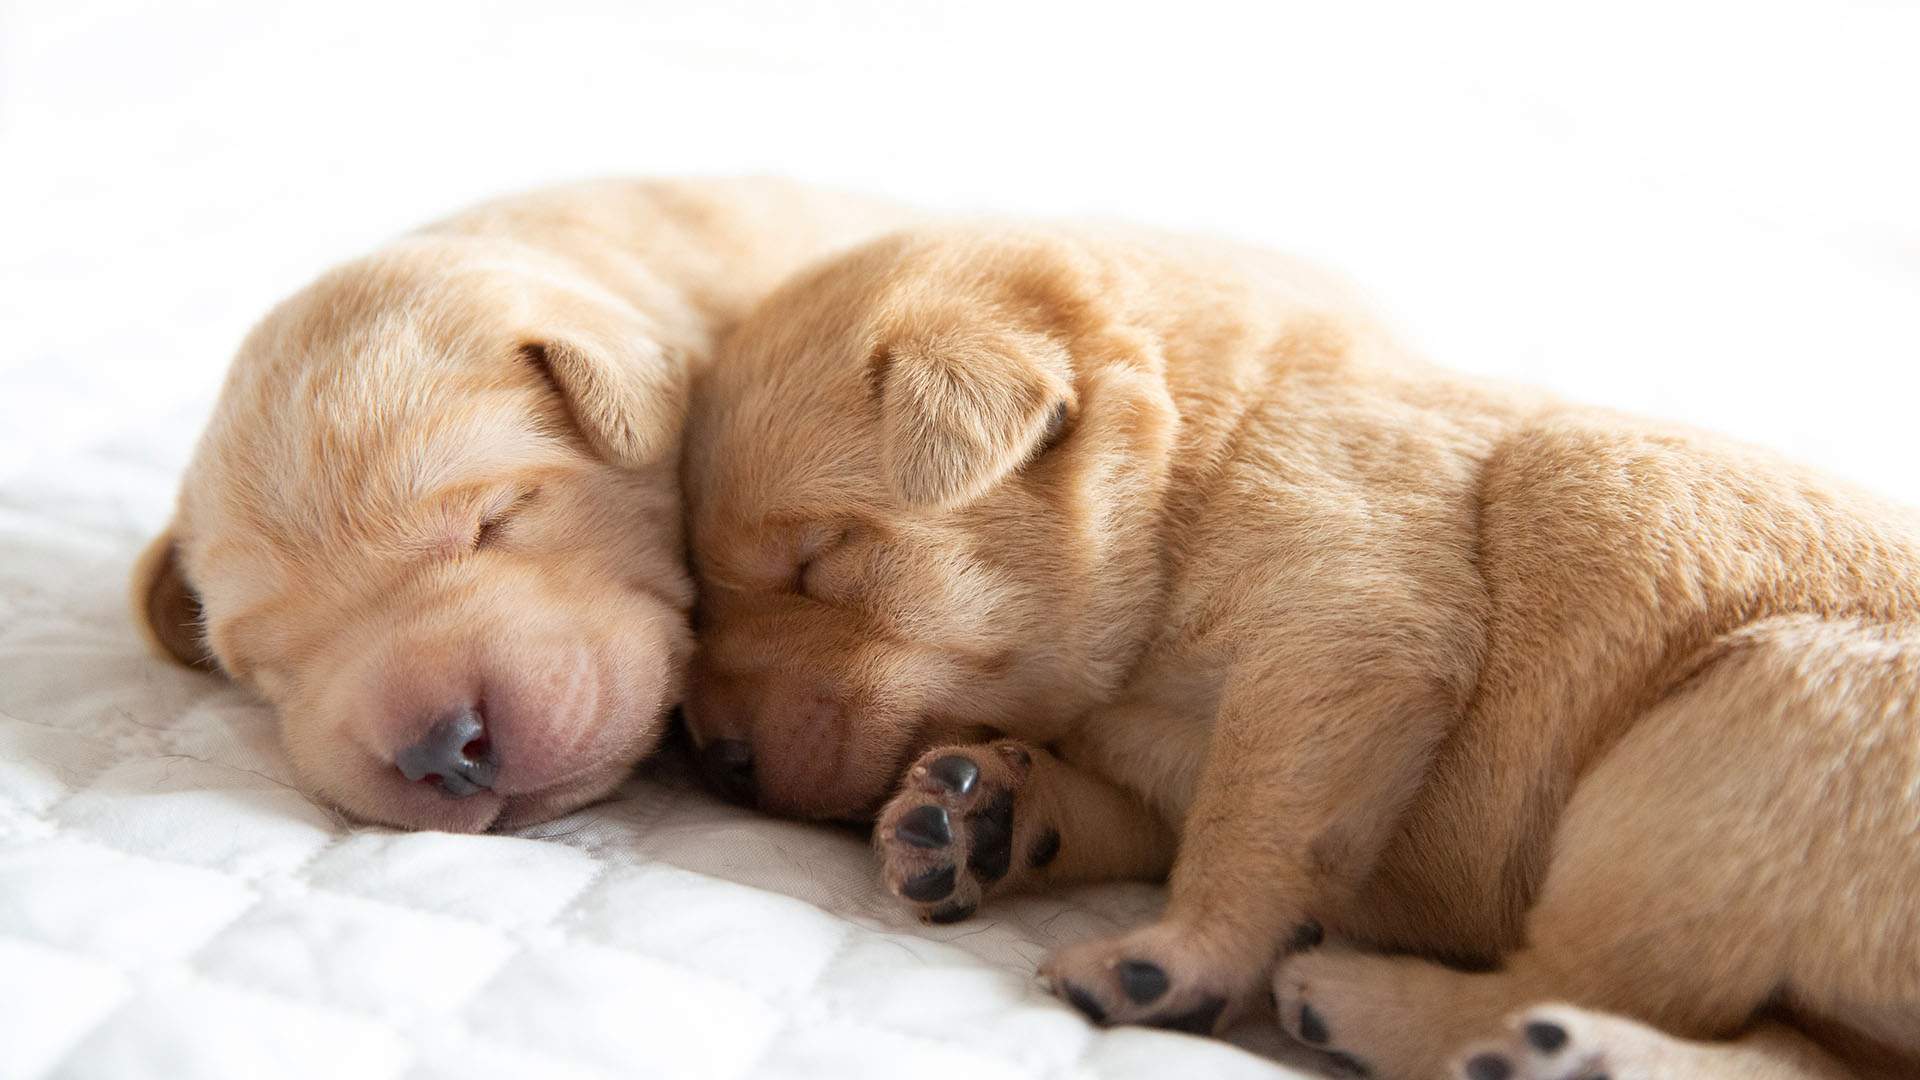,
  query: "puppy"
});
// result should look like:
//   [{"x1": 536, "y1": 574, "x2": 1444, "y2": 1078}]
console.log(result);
[
  {"x1": 682, "y1": 225, "x2": 1920, "y2": 1078},
  {"x1": 131, "y1": 178, "x2": 908, "y2": 832}
]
